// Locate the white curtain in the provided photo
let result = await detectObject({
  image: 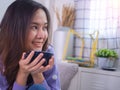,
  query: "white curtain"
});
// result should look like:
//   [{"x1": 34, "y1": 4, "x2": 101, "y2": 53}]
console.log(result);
[
  {"x1": 89, "y1": 0, "x2": 120, "y2": 38},
  {"x1": 74, "y1": 0, "x2": 120, "y2": 63}
]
